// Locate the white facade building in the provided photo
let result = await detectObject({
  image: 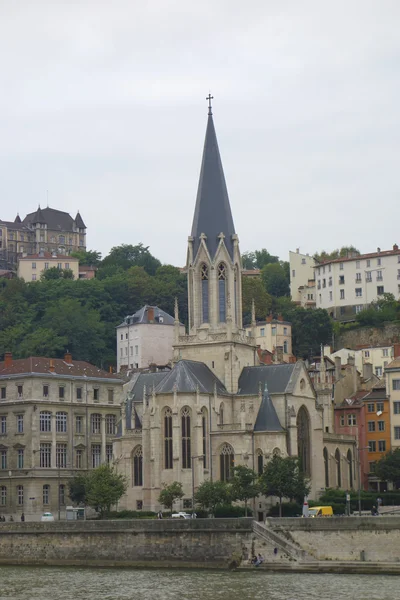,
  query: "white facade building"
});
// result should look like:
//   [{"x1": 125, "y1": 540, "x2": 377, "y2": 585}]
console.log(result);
[
  {"x1": 116, "y1": 305, "x2": 185, "y2": 372},
  {"x1": 324, "y1": 345, "x2": 394, "y2": 379},
  {"x1": 315, "y1": 245, "x2": 400, "y2": 321},
  {"x1": 289, "y1": 249, "x2": 316, "y2": 307}
]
